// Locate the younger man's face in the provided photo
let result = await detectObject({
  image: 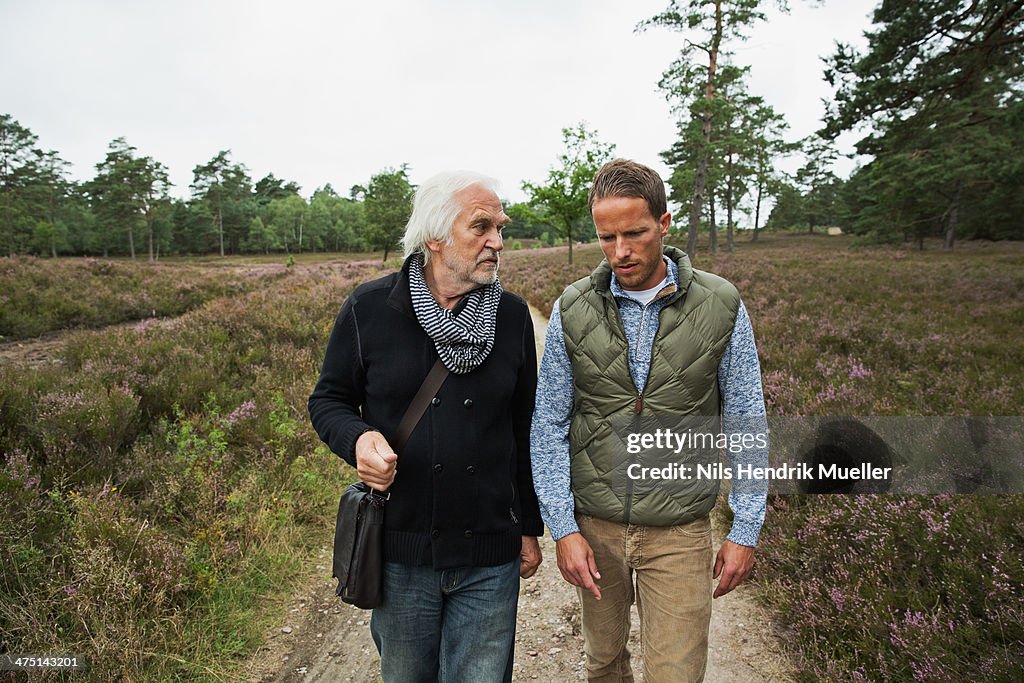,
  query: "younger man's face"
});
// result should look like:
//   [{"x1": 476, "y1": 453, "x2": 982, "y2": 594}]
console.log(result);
[{"x1": 592, "y1": 196, "x2": 670, "y2": 291}]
